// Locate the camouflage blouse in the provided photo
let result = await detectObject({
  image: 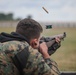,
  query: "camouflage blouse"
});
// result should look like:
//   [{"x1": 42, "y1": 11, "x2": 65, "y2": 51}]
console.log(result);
[{"x1": 0, "y1": 41, "x2": 60, "y2": 75}]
